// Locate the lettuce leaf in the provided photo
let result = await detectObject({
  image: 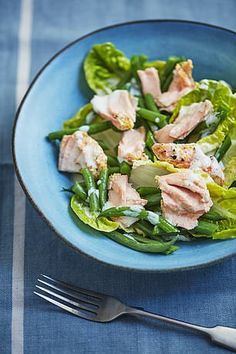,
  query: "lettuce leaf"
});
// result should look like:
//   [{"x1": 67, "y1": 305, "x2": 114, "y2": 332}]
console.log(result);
[
  {"x1": 63, "y1": 103, "x2": 93, "y2": 129},
  {"x1": 206, "y1": 182, "x2": 236, "y2": 239},
  {"x1": 92, "y1": 129, "x2": 121, "y2": 154},
  {"x1": 170, "y1": 80, "x2": 236, "y2": 154},
  {"x1": 71, "y1": 196, "x2": 119, "y2": 232},
  {"x1": 222, "y1": 127, "x2": 236, "y2": 187},
  {"x1": 130, "y1": 160, "x2": 179, "y2": 187},
  {"x1": 223, "y1": 157, "x2": 236, "y2": 188},
  {"x1": 84, "y1": 42, "x2": 130, "y2": 94},
  {"x1": 213, "y1": 228, "x2": 236, "y2": 239}
]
